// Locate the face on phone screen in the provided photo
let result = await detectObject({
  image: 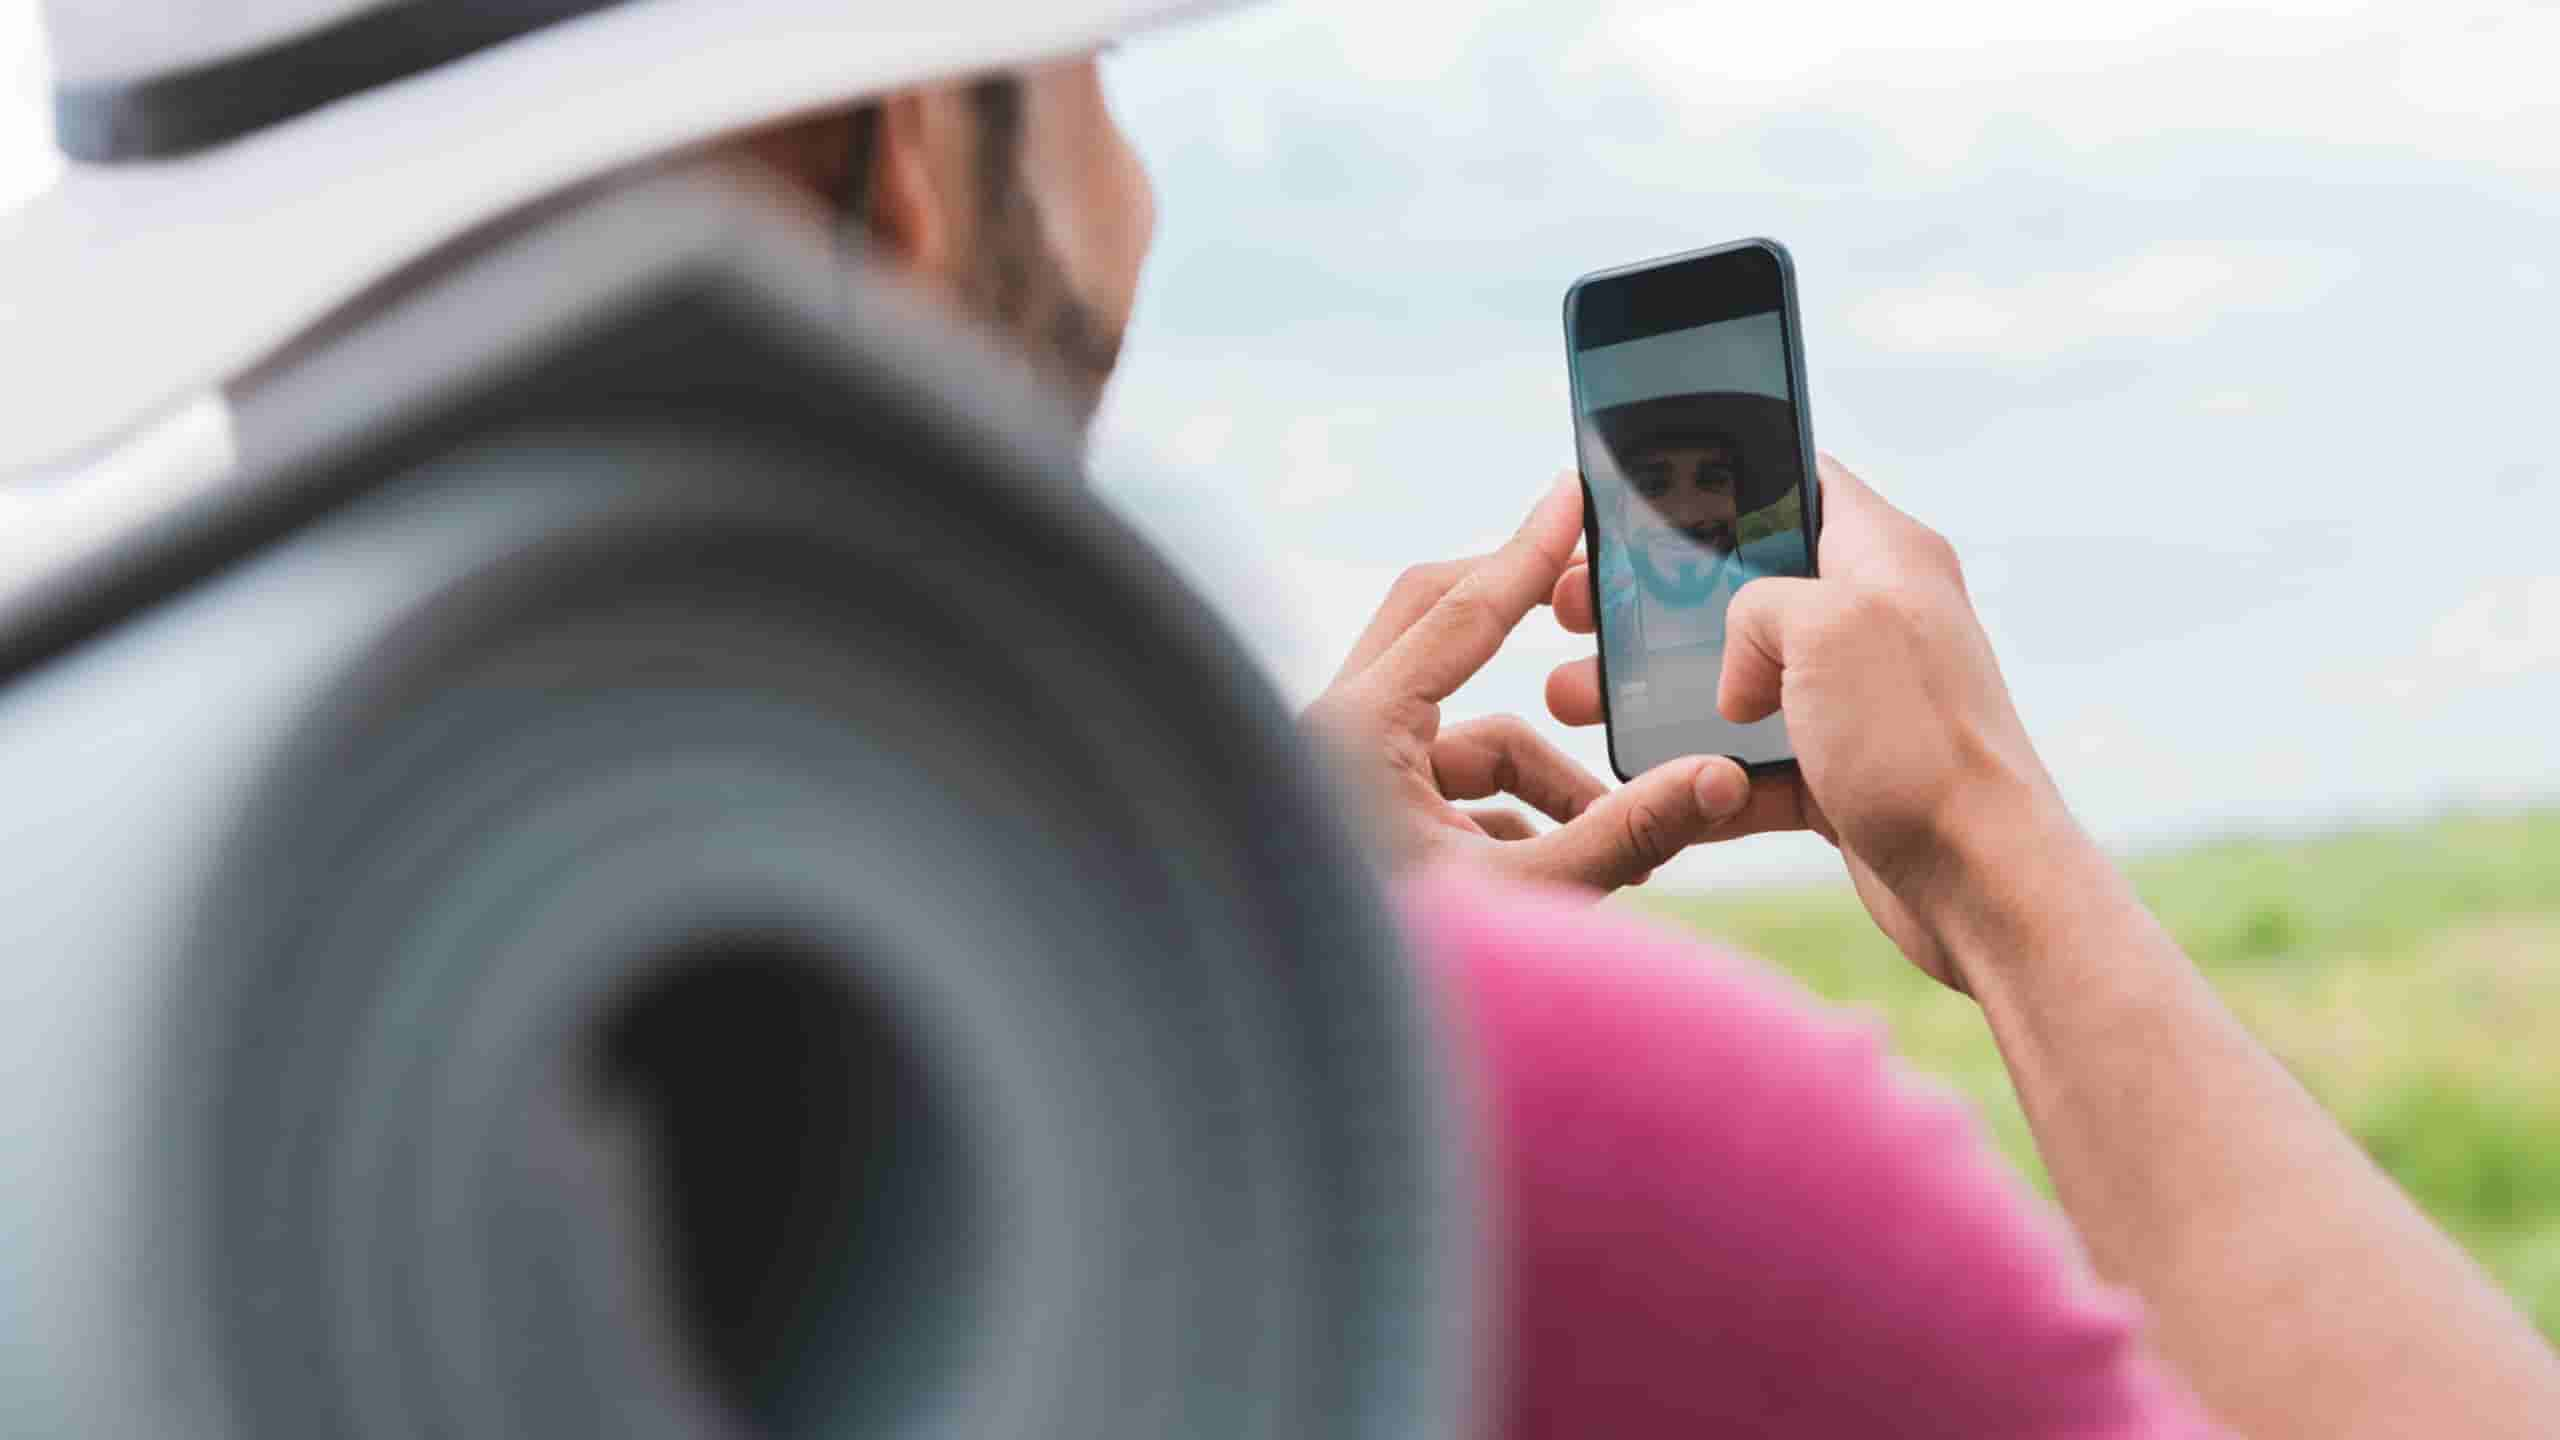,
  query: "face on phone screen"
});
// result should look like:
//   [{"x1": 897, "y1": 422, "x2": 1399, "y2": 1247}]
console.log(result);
[{"x1": 1568, "y1": 248, "x2": 1814, "y2": 776}]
